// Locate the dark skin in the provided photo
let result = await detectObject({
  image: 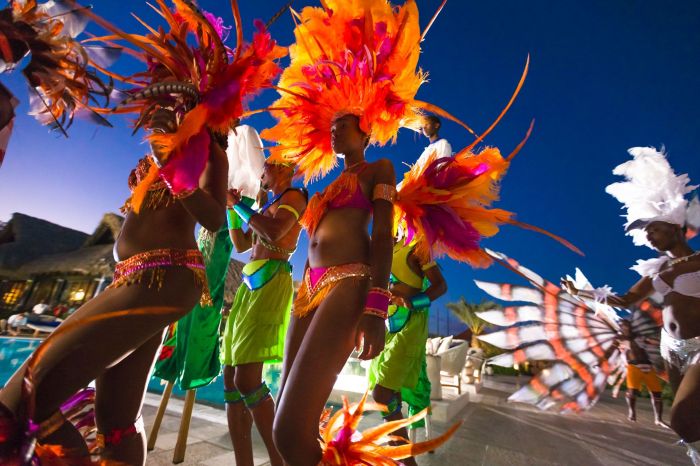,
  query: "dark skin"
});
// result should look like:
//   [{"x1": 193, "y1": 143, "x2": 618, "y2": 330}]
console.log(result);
[
  {"x1": 421, "y1": 116, "x2": 441, "y2": 144},
  {"x1": 273, "y1": 114, "x2": 395, "y2": 466},
  {"x1": 373, "y1": 243, "x2": 447, "y2": 466},
  {"x1": 223, "y1": 163, "x2": 306, "y2": 466},
  {"x1": 562, "y1": 221, "x2": 699, "y2": 441},
  {"x1": 614, "y1": 321, "x2": 666, "y2": 425},
  {"x1": 0, "y1": 108, "x2": 227, "y2": 465}
]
